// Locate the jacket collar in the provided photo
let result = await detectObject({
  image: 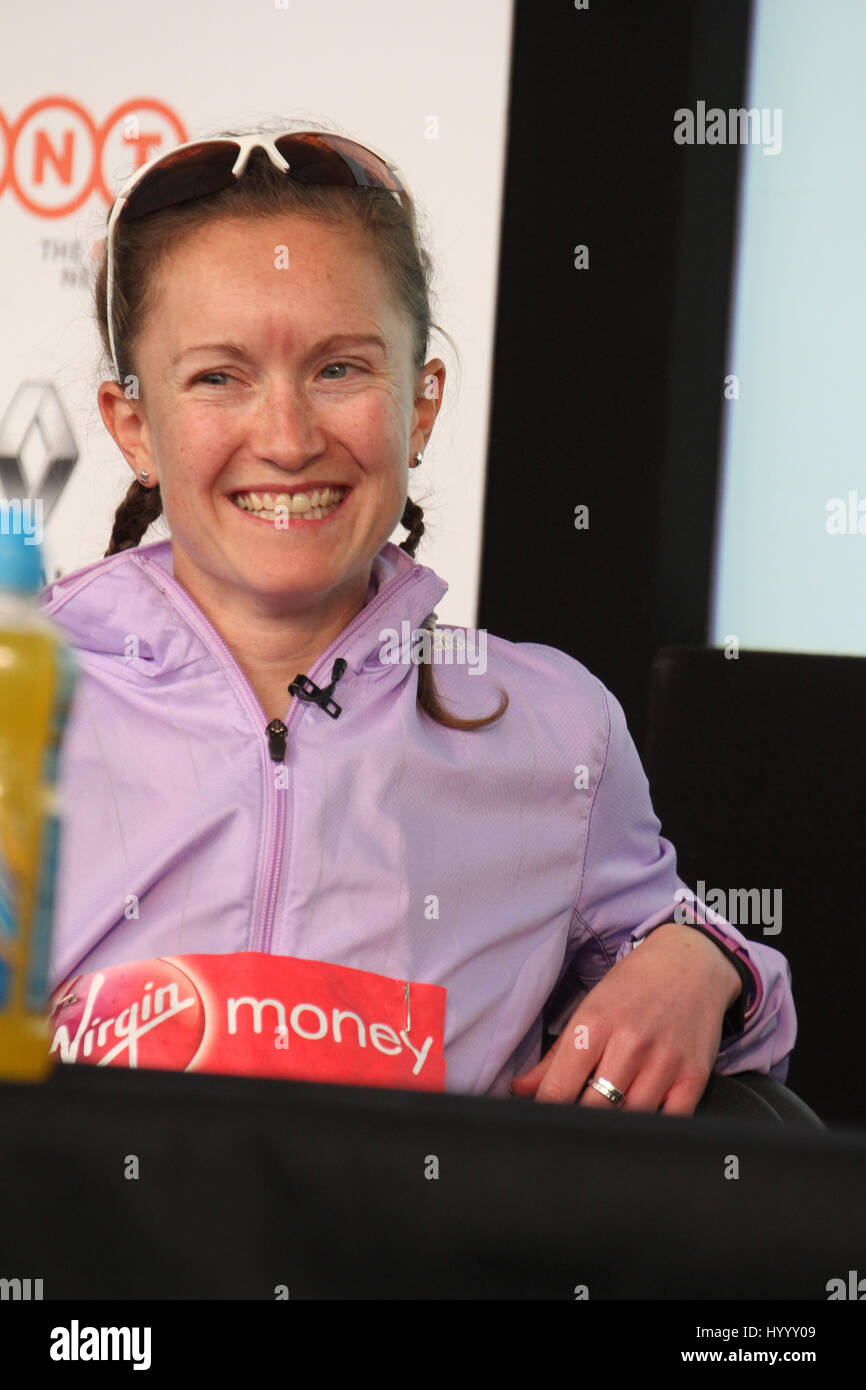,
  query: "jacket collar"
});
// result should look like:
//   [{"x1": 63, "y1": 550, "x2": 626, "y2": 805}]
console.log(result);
[{"x1": 41, "y1": 538, "x2": 451, "y2": 691}]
